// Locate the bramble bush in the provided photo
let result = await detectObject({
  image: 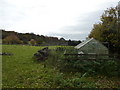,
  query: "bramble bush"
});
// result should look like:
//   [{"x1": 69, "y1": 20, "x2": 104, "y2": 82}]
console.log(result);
[
  {"x1": 51, "y1": 72, "x2": 96, "y2": 88},
  {"x1": 54, "y1": 47, "x2": 120, "y2": 77},
  {"x1": 42, "y1": 46, "x2": 120, "y2": 87},
  {"x1": 60, "y1": 55, "x2": 120, "y2": 77}
]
